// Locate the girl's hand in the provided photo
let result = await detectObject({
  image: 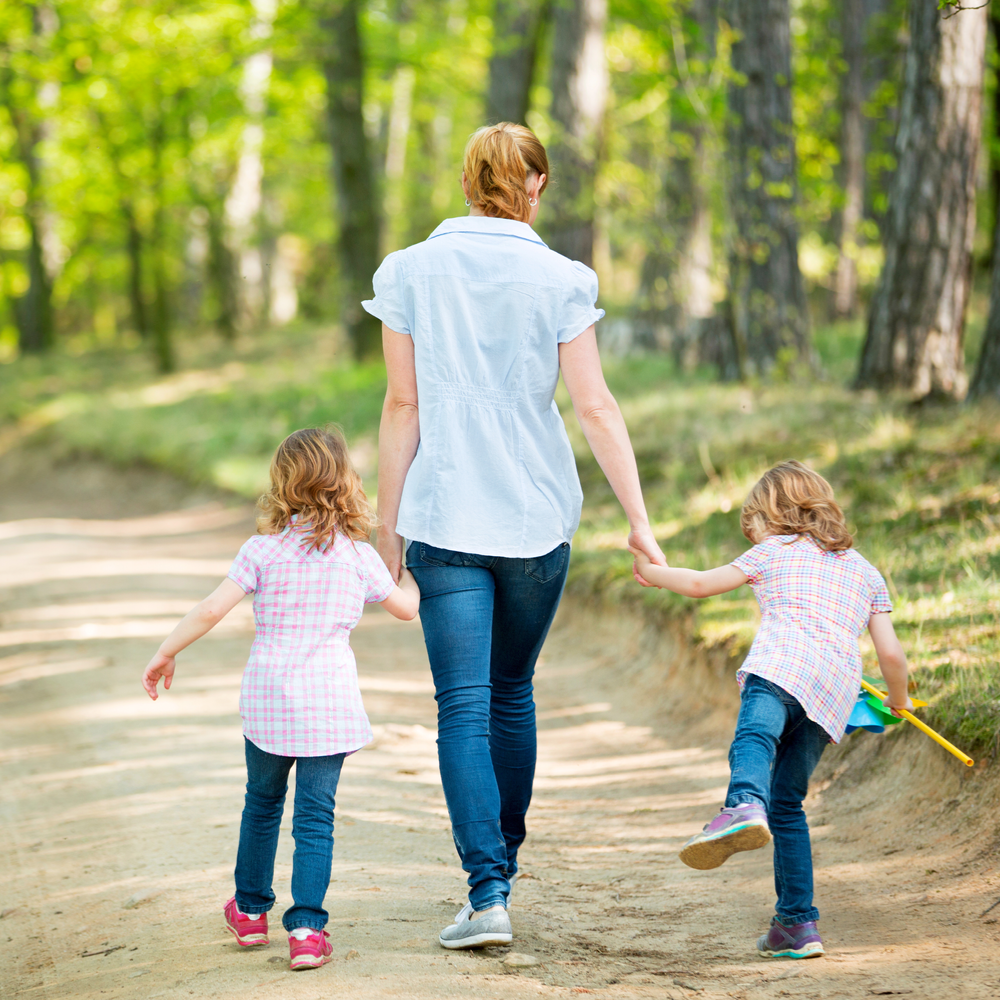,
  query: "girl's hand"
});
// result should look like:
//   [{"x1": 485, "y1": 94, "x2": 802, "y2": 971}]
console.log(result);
[
  {"x1": 883, "y1": 695, "x2": 915, "y2": 719},
  {"x1": 142, "y1": 653, "x2": 175, "y2": 700},
  {"x1": 629, "y1": 546, "x2": 665, "y2": 588},
  {"x1": 376, "y1": 527, "x2": 405, "y2": 584}
]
